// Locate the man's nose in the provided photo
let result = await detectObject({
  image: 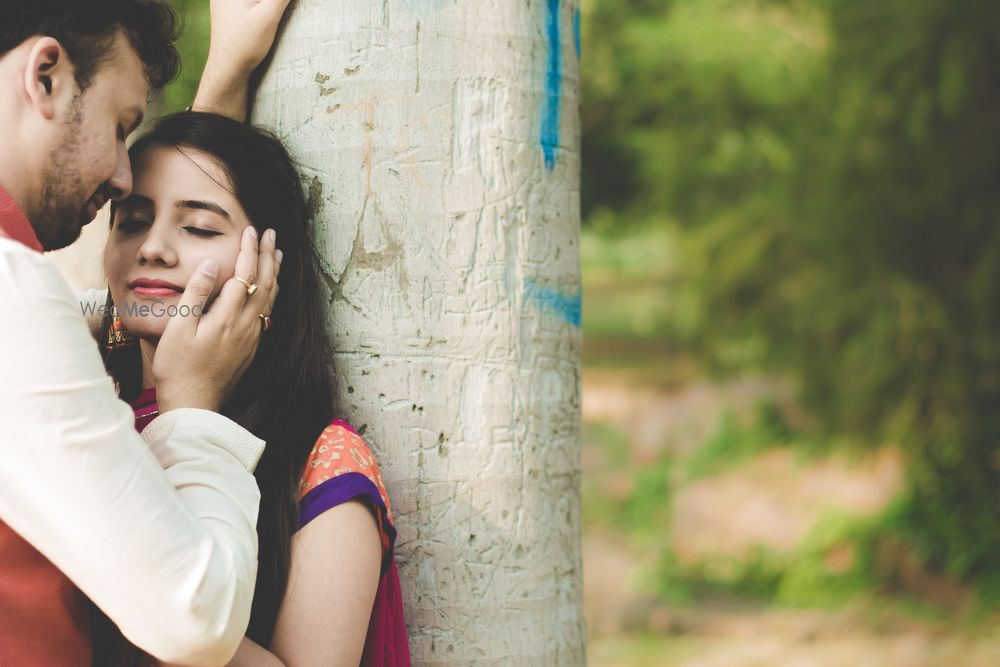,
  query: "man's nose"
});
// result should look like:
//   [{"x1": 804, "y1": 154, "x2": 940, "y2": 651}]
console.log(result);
[{"x1": 108, "y1": 145, "x2": 133, "y2": 200}]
